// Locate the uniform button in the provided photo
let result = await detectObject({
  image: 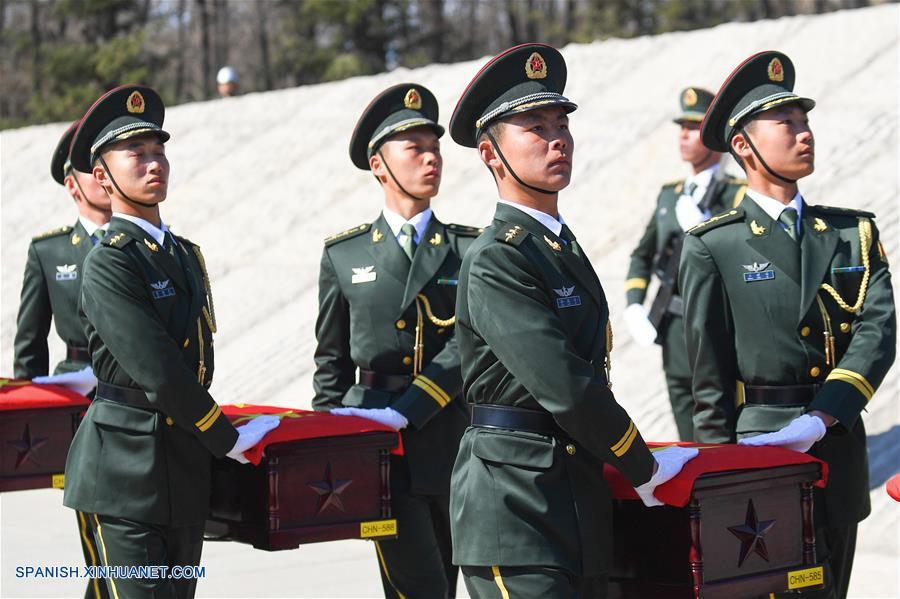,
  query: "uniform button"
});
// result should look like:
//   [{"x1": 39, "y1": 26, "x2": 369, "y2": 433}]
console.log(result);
[
  {"x1": 402, "y1": 356, "x2": 412, "y2": 366},
  {"x1": 840, "y1": 323, "x2": 850, "y2": 333},
  {"x1": 166, "y1": 416, "x2": 174, "y2": 426},
  {"x1": 396, "y1": 319, "x2": 406, "y2": 330},
  {"x1": 800, "y1": 326, "x2": 811, "y2": 337},
  {"x1": 183, "y1": 338, "x2": 190, "y2": 348},
  {"x1": 437, "y1": 328, "x2": 446, "y2": 335},
  {"x1": 810, "y1": 367, "x2": 821, "y2": 377},
  {"x1": 565, "y1": 444, "x2": 576, "y2": 455}
]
